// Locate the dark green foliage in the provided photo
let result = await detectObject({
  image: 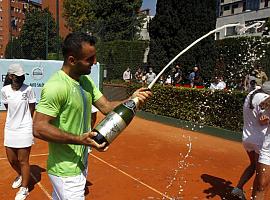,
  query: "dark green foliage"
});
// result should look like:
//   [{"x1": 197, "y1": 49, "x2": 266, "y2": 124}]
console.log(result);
[
  {"x1": 63, "y1": 0, "x2": 144, "y2": 41},
  {"x1": 148, "y1": 0, "x2": 217, "y2": 80},
  {"x1": 19, "y1": 8, "x2": 58, "y2": 59},
  {"x1": 215, "y1": 36, "x2": 270, "y2": 88},
  {"x1": 96, "y1": 40, "x2": 148, "y2": 80},
  {"x1": 127, "y1": 84, "x2": 246, "y2": 132},
  {"x1": 5, "y1": 38, "x2": 24, "y2": 59}
]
